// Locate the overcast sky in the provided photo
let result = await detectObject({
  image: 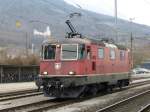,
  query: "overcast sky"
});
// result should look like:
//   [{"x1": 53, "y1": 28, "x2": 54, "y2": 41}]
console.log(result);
[{"x1": 65, "y1": 0, "x2": 150, "y2": 26}]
